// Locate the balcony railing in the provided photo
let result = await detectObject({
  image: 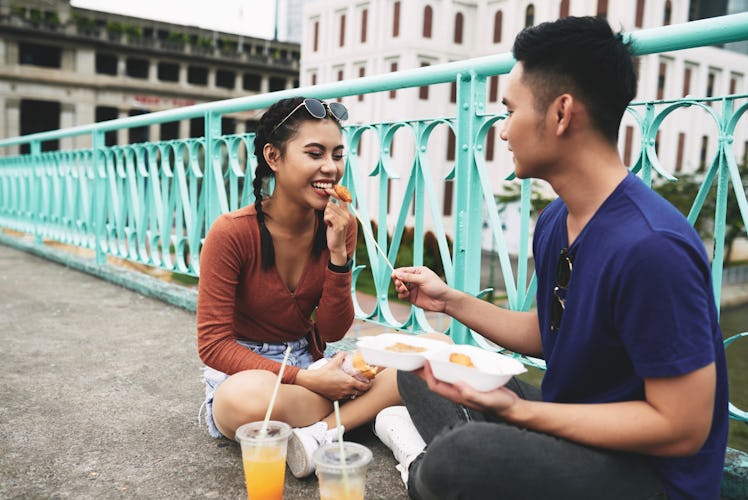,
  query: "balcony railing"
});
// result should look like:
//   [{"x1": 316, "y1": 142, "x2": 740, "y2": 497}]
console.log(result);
[{"x1": 0, "y1": 13, "x2": 747, "y2": 430}]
